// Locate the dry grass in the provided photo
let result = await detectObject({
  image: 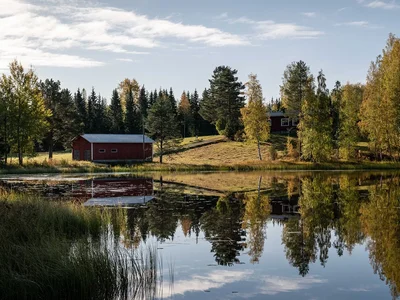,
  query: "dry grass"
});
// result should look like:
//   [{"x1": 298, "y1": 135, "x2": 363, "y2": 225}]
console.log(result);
[
  {"x1": 180, "y1": 135, "x2": 223, "y2": 146},
  {"x1": 164, "y1": 141, "x2": 275, "y2": 165}
]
